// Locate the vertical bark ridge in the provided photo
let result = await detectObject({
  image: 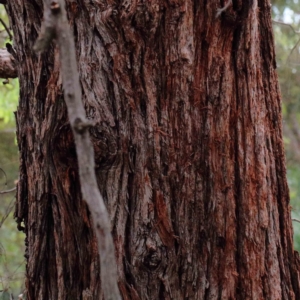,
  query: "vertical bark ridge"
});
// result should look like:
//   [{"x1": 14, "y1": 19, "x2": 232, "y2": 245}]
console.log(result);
[{"x1": 7, "y1": 0, "x2": 300, "y2": 299}]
